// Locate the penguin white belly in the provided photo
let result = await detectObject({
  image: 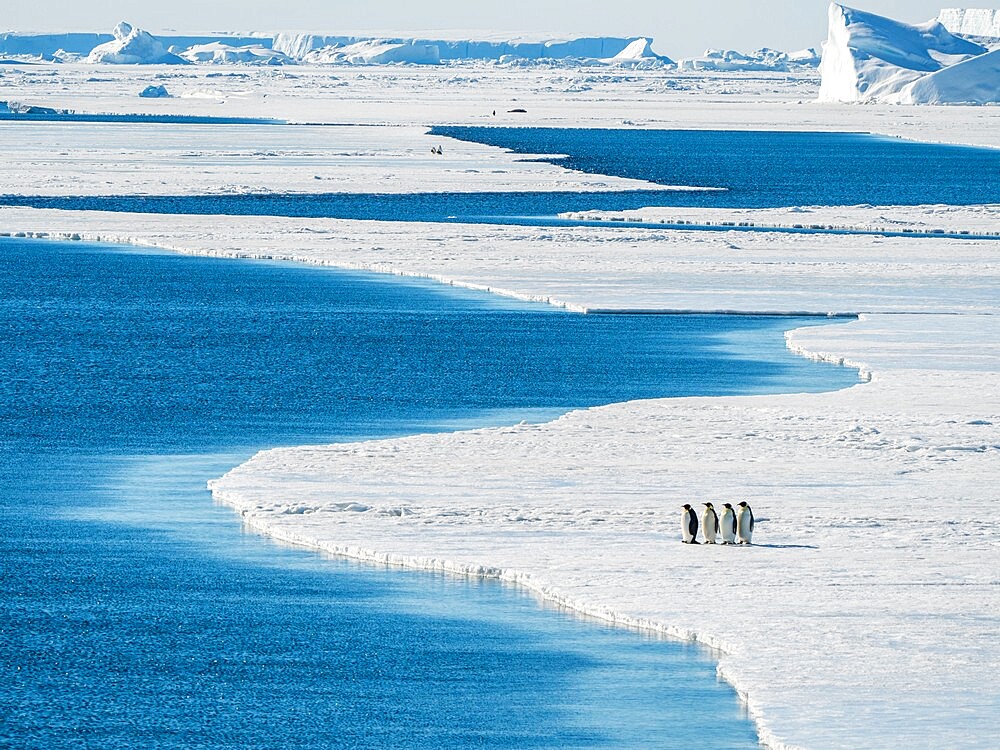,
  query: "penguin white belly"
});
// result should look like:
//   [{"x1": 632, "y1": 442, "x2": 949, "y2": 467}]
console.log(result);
[
  {"x1": 702, "y1": 513, "x2": 717, "y2": 543},
  {"x1": 720, "y1": 510, "x2": 736, "y2": 544},
  {"x1": 681, "y1": 516, "x2": 695, "y2": 543},
  {"x1": 737, "y1": 509, "x2": 753, "y2": 544}
]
